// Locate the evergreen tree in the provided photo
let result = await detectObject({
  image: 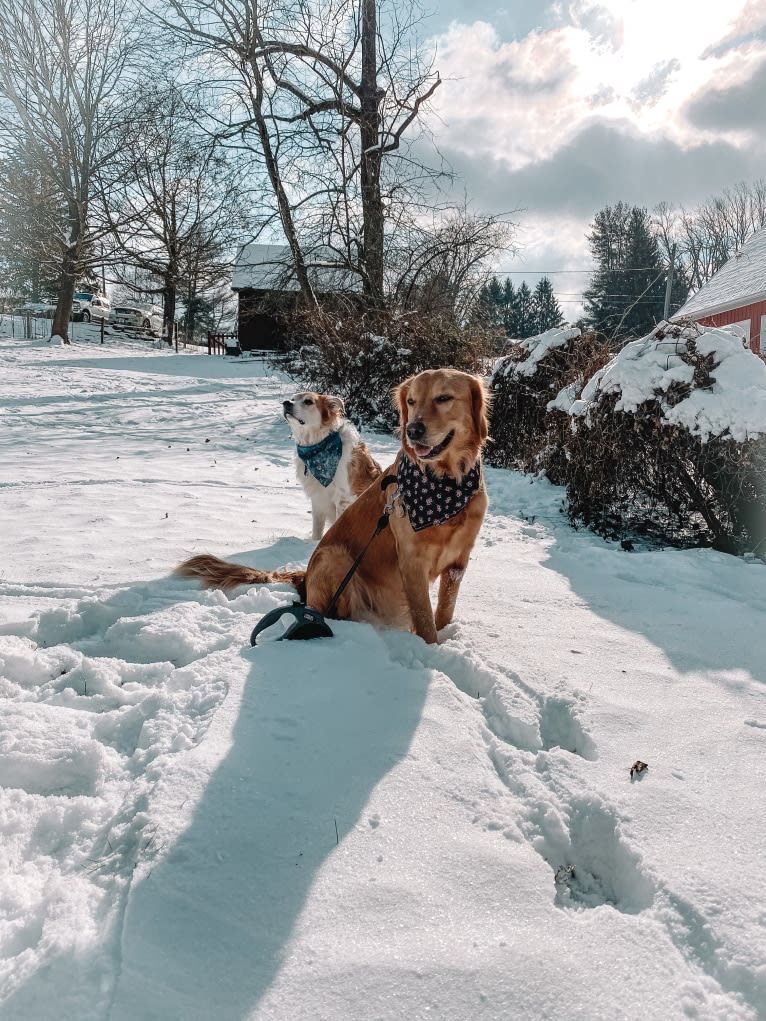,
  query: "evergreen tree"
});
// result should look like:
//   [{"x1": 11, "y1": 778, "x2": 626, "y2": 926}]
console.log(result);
[
  {"x1": 502, "y1": 278, "x2": 516, "y2": 335},
  {"x1": 476, "y1": 275, "x2": 504, "y2": 329},
  {"x1": 0, "y1": 142, "x2": 65, "y2": 300},
  {"x1": 531, "y1": 277, "x2": 564, "y2": 333},
  {"x1": 583, "y1": 202, "x2": 667, "y2": 340},
  {"x1": 514, "y1": 280, "x2": 535, "y2": 338}
]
